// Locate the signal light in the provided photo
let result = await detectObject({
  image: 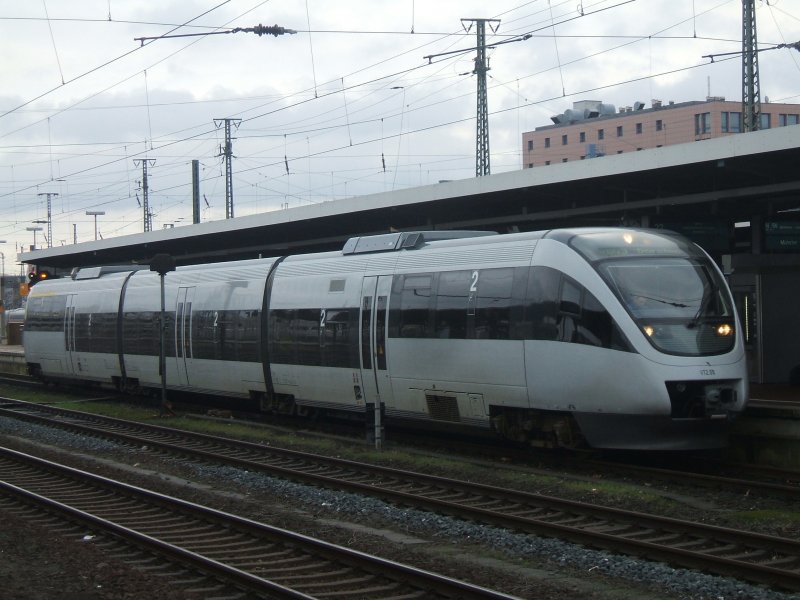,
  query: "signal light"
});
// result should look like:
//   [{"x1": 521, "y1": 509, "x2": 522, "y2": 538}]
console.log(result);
[{"x1": 28, "y1": 269, "x2": 52, "y2": 286}]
